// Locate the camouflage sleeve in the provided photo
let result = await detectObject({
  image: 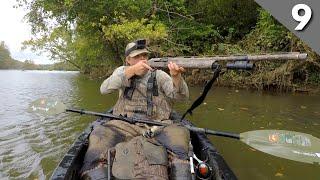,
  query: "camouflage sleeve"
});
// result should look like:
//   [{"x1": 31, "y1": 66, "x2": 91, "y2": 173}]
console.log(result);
[
  {"x1": 156, "y1": 70, "x2": 189, "y2": 101},
  {"x1": 100, "y1": 66, "x2": 131, "y2": 94}
]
